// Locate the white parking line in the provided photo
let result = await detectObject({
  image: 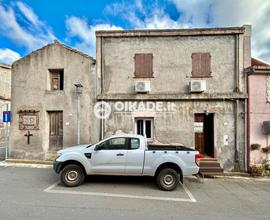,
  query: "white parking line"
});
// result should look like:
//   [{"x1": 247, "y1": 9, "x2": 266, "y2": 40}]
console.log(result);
[{"x1": 44, "y1": 181, "x2": 197, "y2": 203}]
